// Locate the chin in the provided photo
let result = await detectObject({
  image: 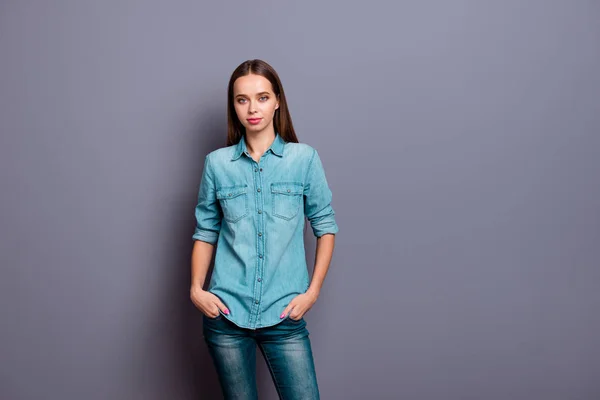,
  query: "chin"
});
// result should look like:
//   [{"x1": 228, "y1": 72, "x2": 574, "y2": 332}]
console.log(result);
[{"x1": 245, "y1": 123, "x2": 265, "y2": 132}]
